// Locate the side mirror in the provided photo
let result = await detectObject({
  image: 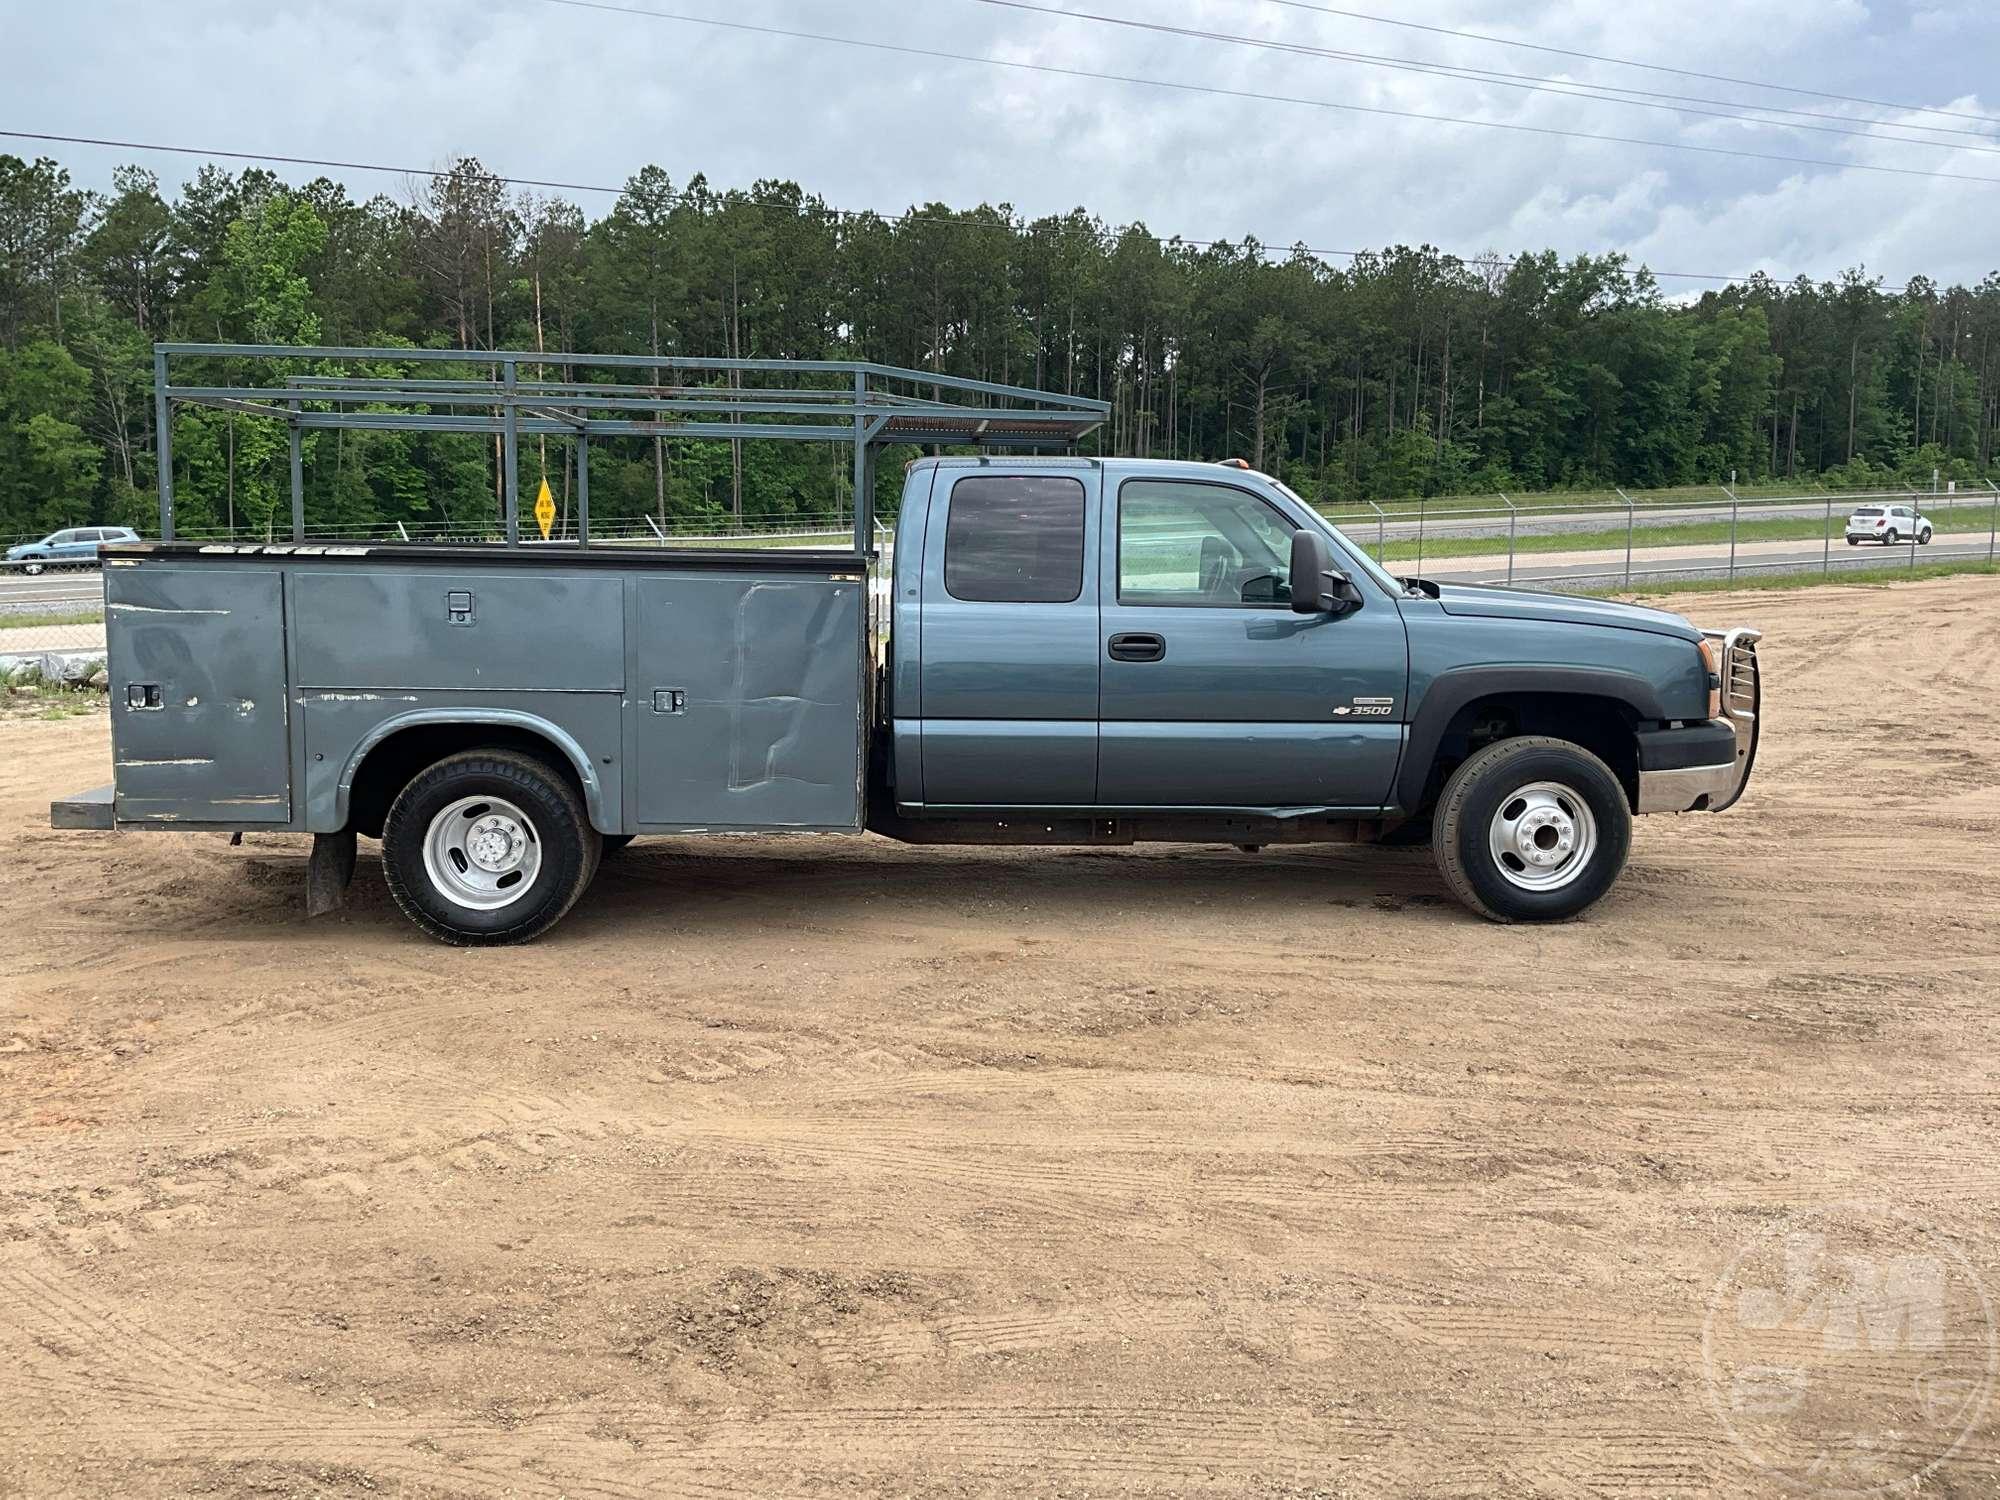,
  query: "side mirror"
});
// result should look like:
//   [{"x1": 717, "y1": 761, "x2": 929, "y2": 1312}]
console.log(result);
[{"x1": 1290, "y1": 530, "x2": 1363, "y2": 615}]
